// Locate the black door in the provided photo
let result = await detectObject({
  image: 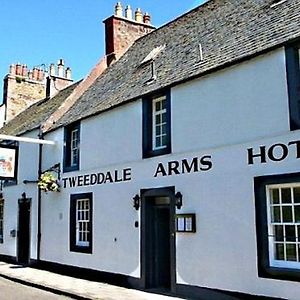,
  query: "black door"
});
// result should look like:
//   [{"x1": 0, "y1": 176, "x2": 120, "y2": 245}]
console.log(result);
[
  {"x1": 143, "y1": 192, "x2": 175, "y2": 291},
  {"x1": 17, "y1": 198, "x2": 31, "y2": 264}
]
